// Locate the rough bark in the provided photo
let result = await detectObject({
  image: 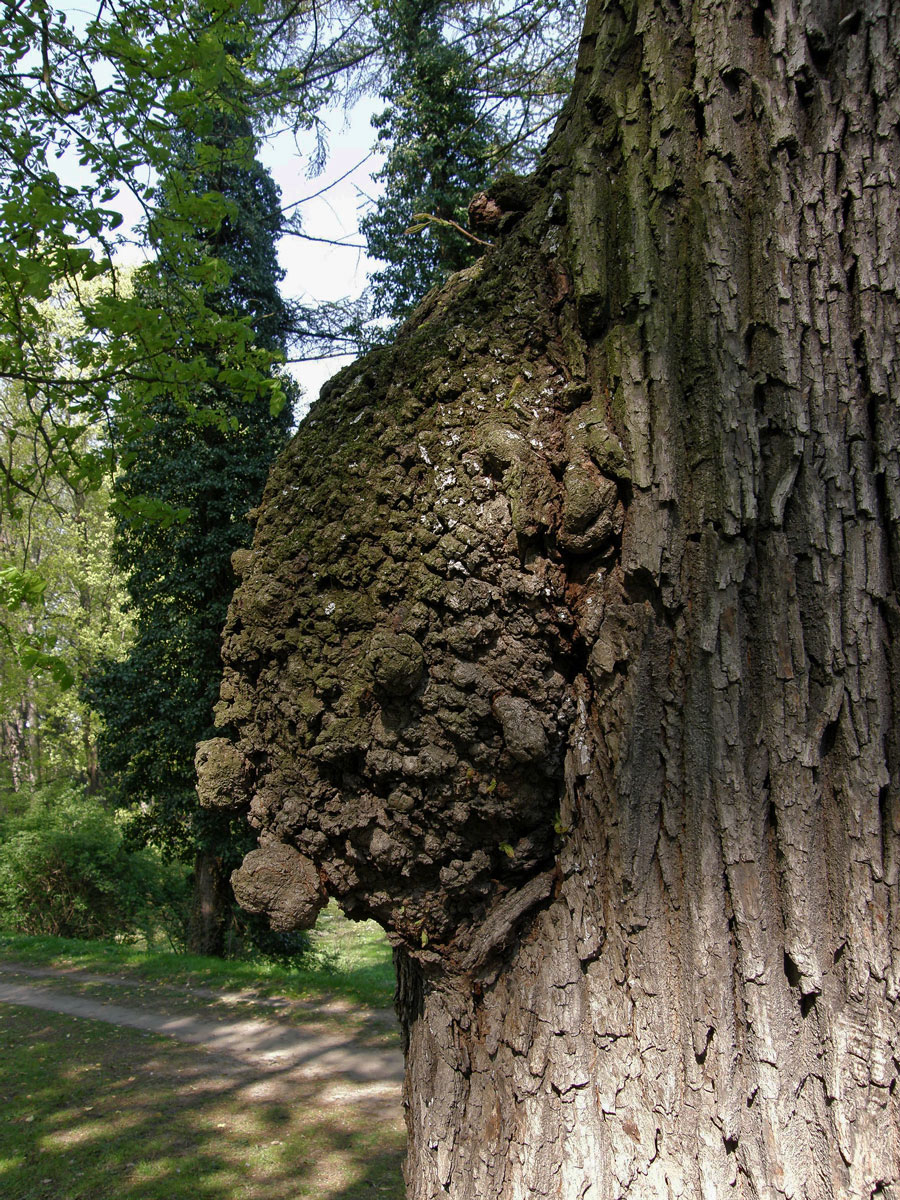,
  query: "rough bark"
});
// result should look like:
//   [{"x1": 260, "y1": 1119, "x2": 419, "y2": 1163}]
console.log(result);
[
  {"x1": 199, "y1": 0, "x2": 900, "y2": 1195},
  {"x1": 1, "y1": 716, "x2": 25, "y2": 791},
  {"x1": 2, "y1": 692, "x2": 41, "y2": 791},
  {"x1": 81, "y1": 709, "x2": 100, "y2": 796}
]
